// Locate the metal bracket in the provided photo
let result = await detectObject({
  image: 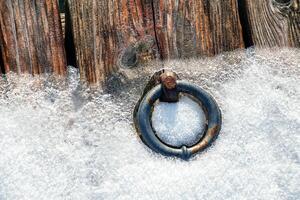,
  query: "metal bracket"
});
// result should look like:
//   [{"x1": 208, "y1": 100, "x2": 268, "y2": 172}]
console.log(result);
[{"x1": 159, "y1": 70, "x2": 179, "y2": 102}]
